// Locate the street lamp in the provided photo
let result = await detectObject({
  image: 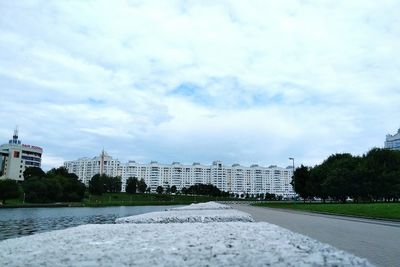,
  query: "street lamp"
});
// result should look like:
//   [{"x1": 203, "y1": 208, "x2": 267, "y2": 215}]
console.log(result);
[
  {"x1": 289, "y1": 158, "x2": 294, "y2": 170},
  {"x1": 289, "y1": 157, "x2": 295, "y2": 199}
]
